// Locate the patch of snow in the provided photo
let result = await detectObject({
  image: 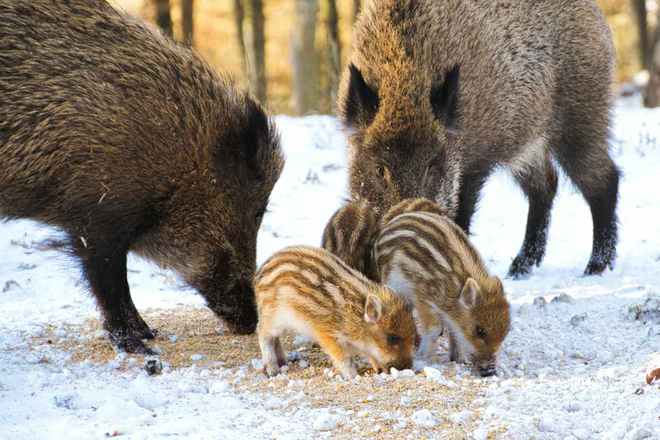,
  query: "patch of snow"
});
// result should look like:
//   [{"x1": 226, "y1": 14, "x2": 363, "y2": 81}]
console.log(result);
[
  {"x1": 411, "y1": 409, "x2": 437, "y2": 427},
  {"x1": 1, "y1": 105, "x2": 660, "y2": 438}
]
